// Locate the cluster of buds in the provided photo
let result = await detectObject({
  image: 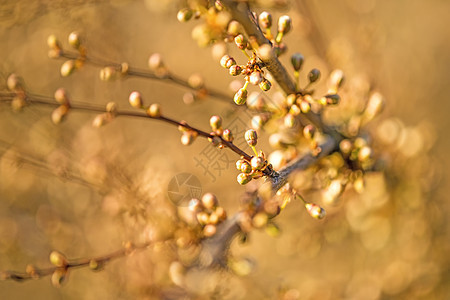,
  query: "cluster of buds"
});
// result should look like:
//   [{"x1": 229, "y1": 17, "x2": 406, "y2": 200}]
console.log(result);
[
  {"x1": 189, "y1": 193, "x2": 227, "y2": 237},
  {"x1": 220, "y1": 54, "x2": 272, "y2": 105},
  {"x1": 47, "y1": 32, "x2": 85, "y2": 77},
  {"x1": 178, "y1": 122, "x2": 198, "y2": 146},
  {"x1": 235, "y1": 129, "x2": 272, "y2": 185},
  {"x1": 257, "y1": 12, "x2": 291, "y2": 55},
  {"x1": 51, "y1": 88, "x2": 71, "y2": 124}
]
